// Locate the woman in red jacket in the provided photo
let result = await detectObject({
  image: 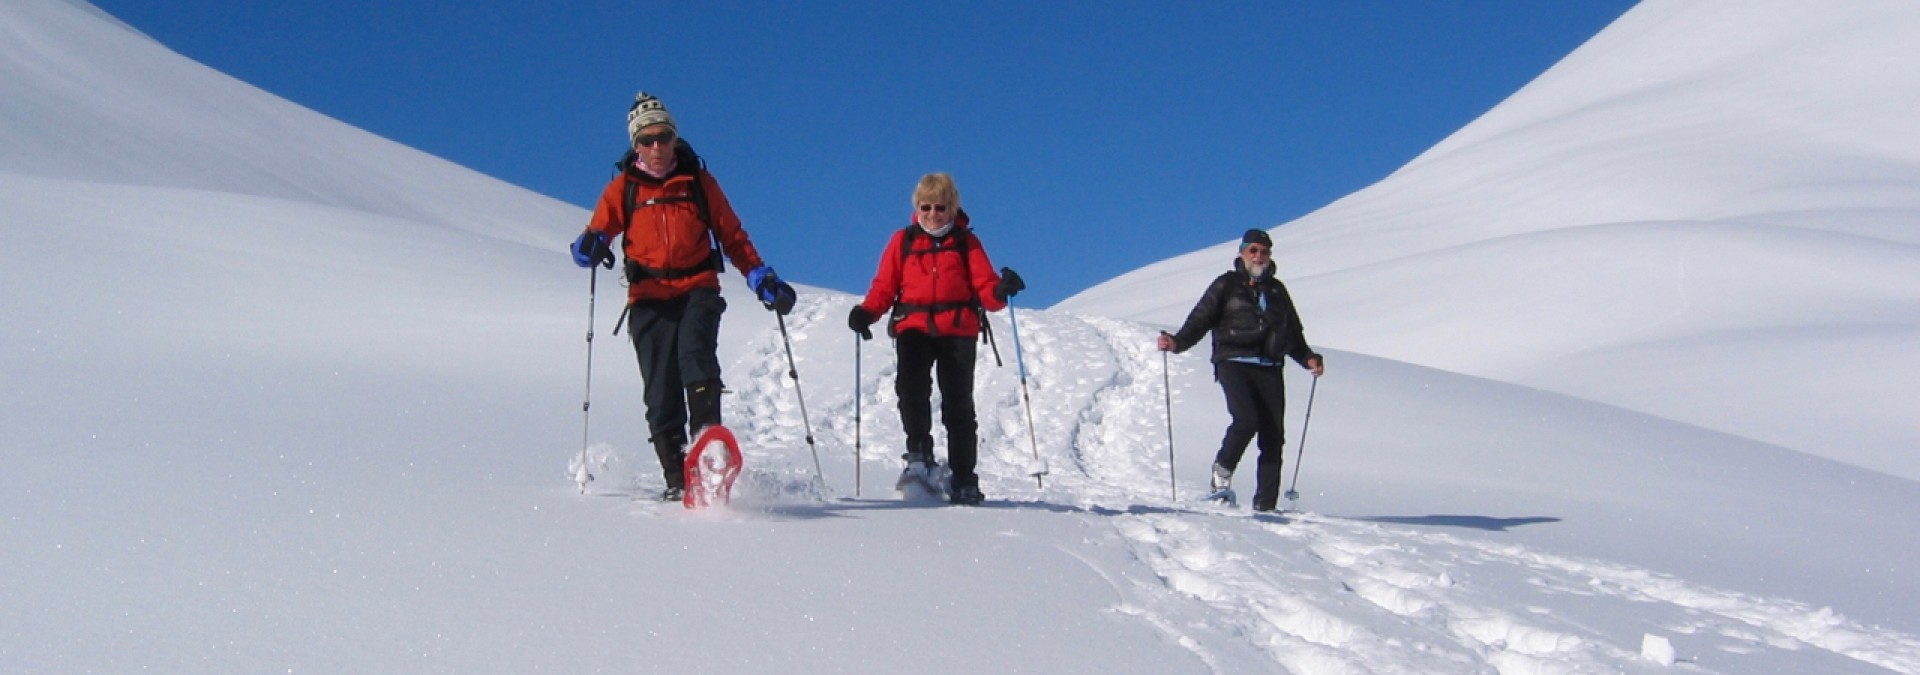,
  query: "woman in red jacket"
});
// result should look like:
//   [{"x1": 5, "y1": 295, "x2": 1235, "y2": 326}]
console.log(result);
[
  {"x1": 848, "y1": 173, "x2": 1023, "y2": 506},
  {"x1": 571, "y1": 92, "x2": 795, "y2": 502}
]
